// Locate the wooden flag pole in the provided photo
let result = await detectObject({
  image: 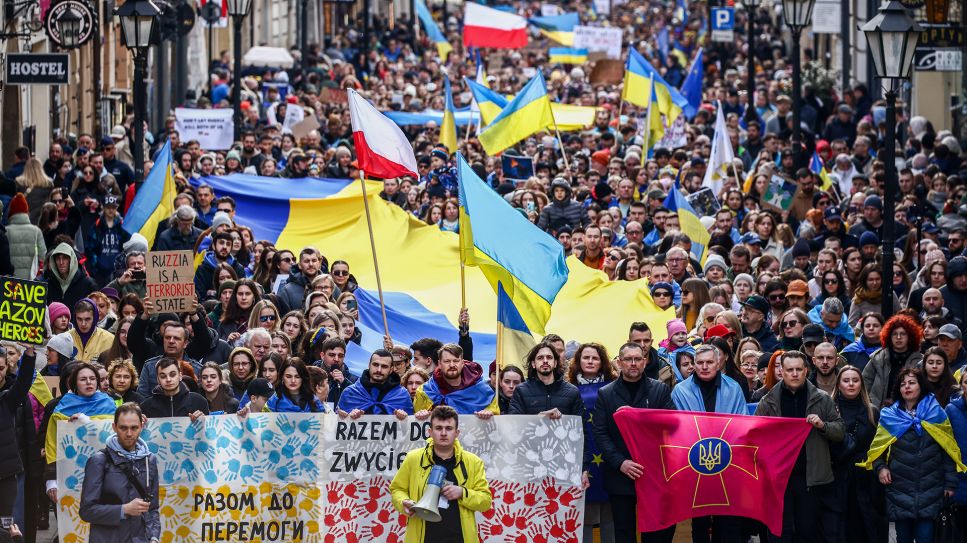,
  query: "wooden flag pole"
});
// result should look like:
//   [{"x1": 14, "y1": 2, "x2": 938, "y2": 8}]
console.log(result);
[
  {"x1": 551, "y1": 104, "x2": 574, "y2": 183},
  {"x1": 358, "y1": 170, "x2": 390, "y2": 338},
  {"x1": 464, "y1": 110, "x2": 475, "y2": 146}
]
